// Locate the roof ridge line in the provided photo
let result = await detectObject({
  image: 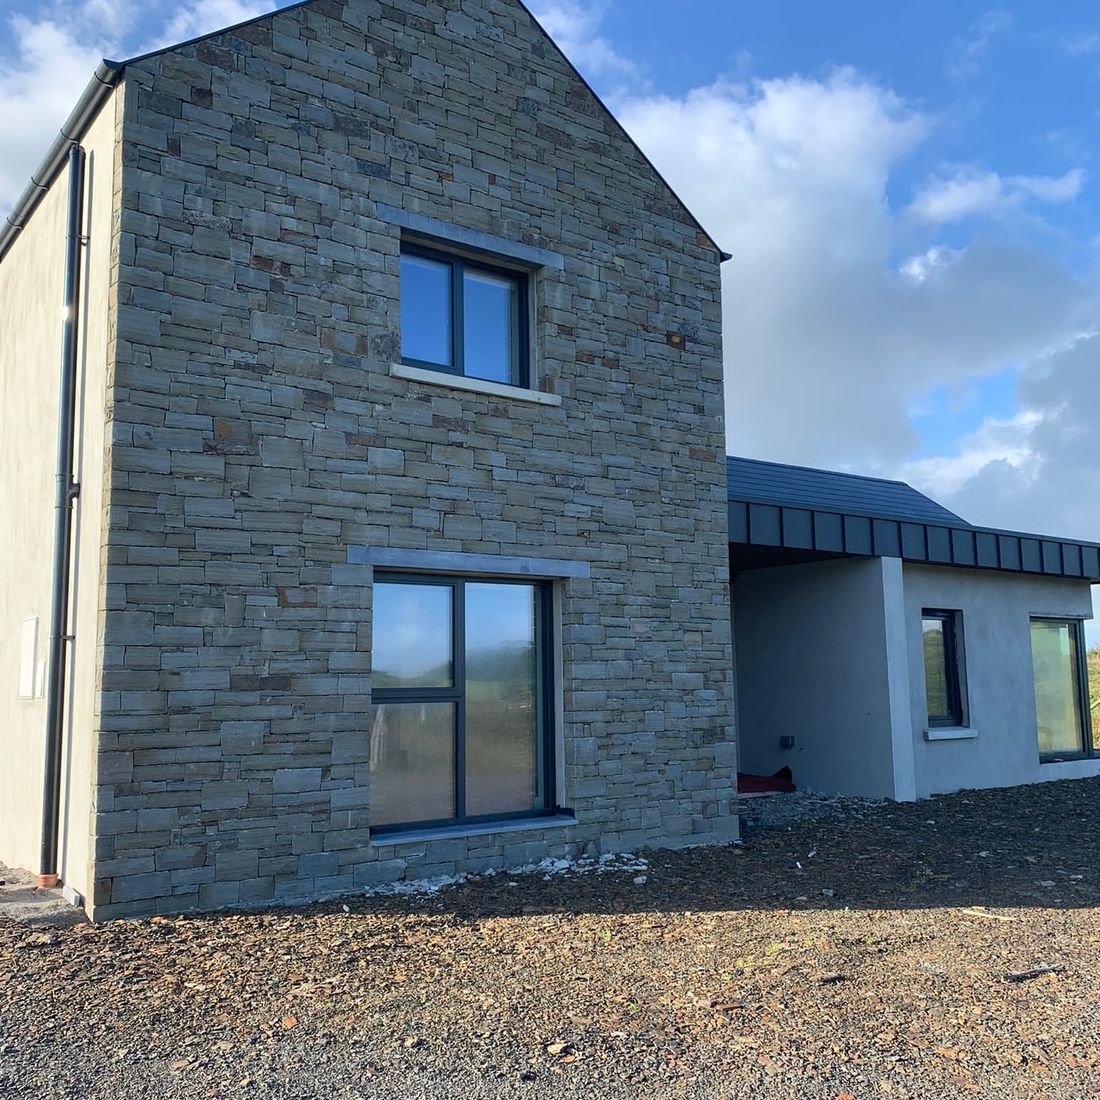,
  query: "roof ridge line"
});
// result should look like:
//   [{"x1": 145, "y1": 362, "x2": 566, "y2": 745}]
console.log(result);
[{"x1": 726, "y1": 453, "x2": 911, "y2": 490}]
